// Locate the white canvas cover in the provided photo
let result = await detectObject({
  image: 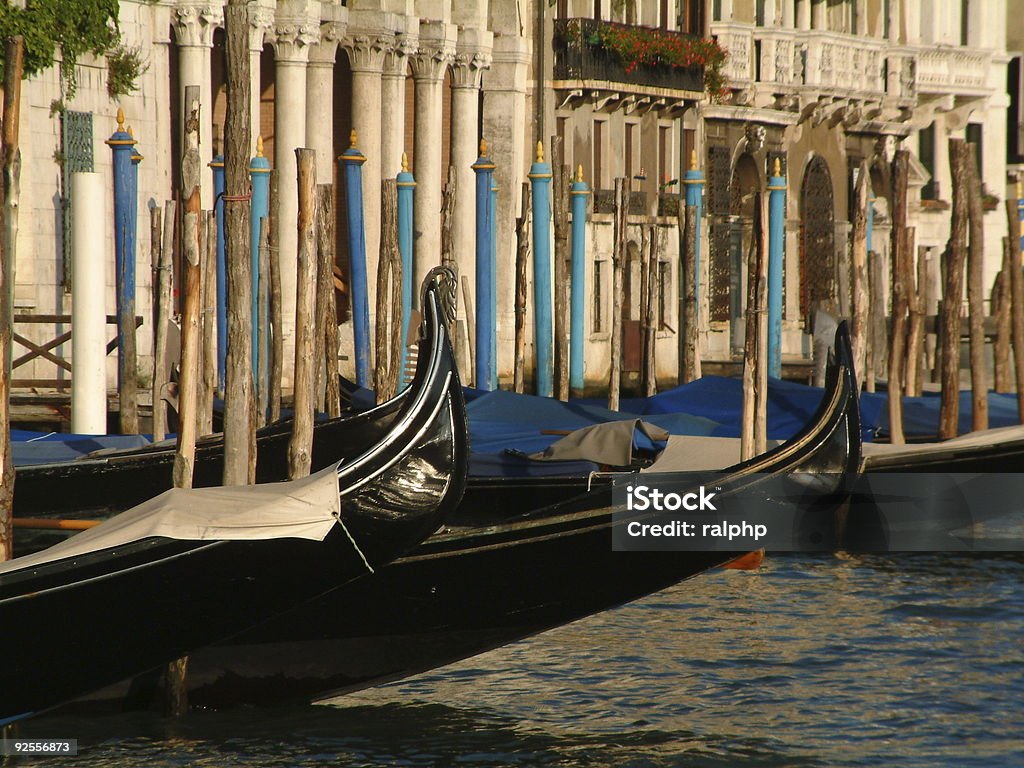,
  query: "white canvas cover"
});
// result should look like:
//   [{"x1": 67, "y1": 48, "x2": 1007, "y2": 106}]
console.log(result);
[
  {"x1": 641, "y1": 435, "x2": 783, "y2": 473},
  {"x1": 861, "y1": 423, "x2": 1024, "y2": 466},
  {"x1": 0, "y1": 462, "x2": 342, "y2": 574}
]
